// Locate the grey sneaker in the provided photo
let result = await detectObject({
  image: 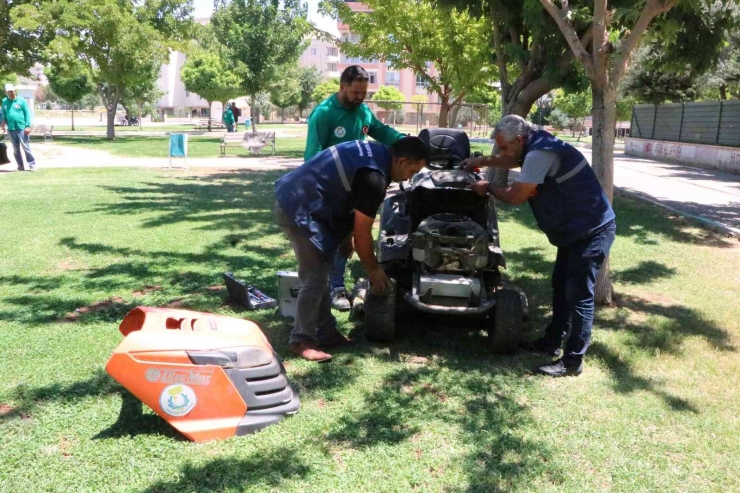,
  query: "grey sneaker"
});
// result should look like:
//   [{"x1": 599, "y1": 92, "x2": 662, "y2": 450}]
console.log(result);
[
  {"x1": 538, "y1": 358, "x2": 583, "y2": 377},
  {"x1": 331, "y1": 287, "x2": 351, "y2": 311}
]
